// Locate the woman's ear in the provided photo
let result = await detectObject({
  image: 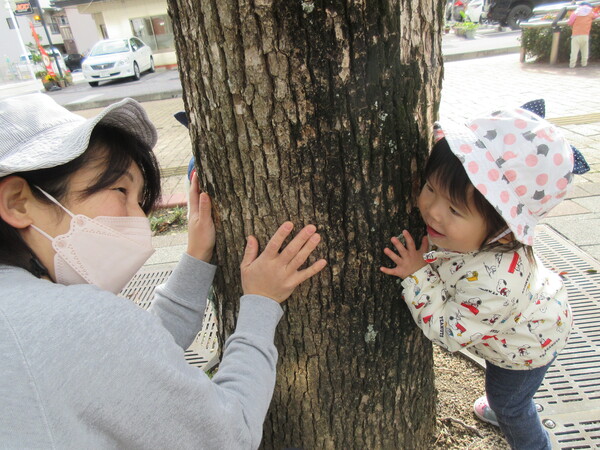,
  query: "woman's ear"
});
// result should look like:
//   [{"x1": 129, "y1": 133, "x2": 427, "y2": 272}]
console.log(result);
[{"x1": 0, "y1": 176, "x2": 36, "y2": 229}]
